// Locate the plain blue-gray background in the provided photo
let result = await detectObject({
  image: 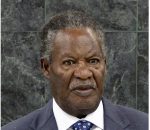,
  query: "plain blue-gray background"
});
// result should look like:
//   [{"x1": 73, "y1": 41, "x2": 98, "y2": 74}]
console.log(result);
[{"x1": 2, "y1": 0, "x2": 148, "y2": 126}]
